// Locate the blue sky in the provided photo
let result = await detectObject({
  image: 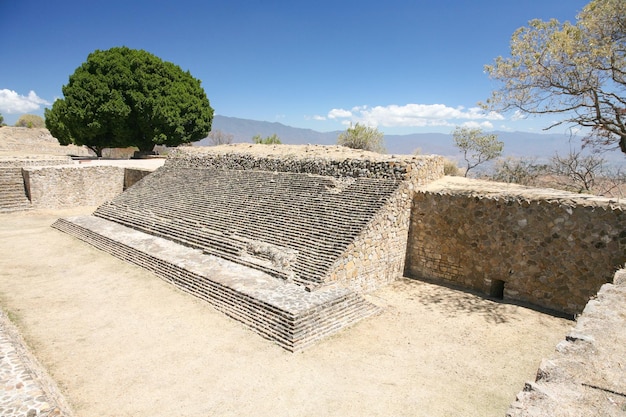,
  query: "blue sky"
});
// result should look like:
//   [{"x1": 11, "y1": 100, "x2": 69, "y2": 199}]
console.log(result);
[{"x1": 0, "y1": 0, "x2": 590, "y2": 135}]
